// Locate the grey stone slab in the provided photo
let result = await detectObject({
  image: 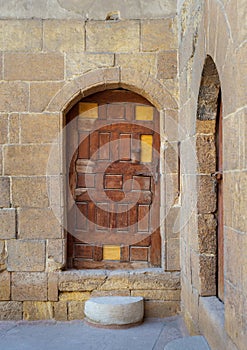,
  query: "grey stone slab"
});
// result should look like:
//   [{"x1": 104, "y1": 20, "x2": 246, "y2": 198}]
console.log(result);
[
  {"x1": 0, "y1": 0, "x2": 176, "y2": 20},
  {"x1": 0, "y1": 317, "x2": 188, "y2": 350},
  {"x1": 164, "y1": 336, "x2": 211, "y2": 350}
]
